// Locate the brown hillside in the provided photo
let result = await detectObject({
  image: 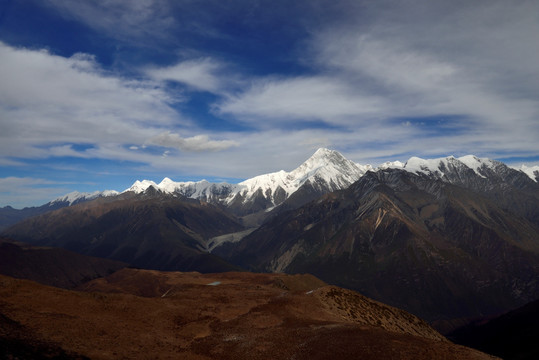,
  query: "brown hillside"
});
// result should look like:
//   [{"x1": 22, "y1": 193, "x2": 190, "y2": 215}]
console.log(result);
[
  {"x1": 0, "y1": 238, "x2": 127, "y2": 289},
  {"x1": 0, "y1": 270, "x2": 496, "y2": 359}
]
